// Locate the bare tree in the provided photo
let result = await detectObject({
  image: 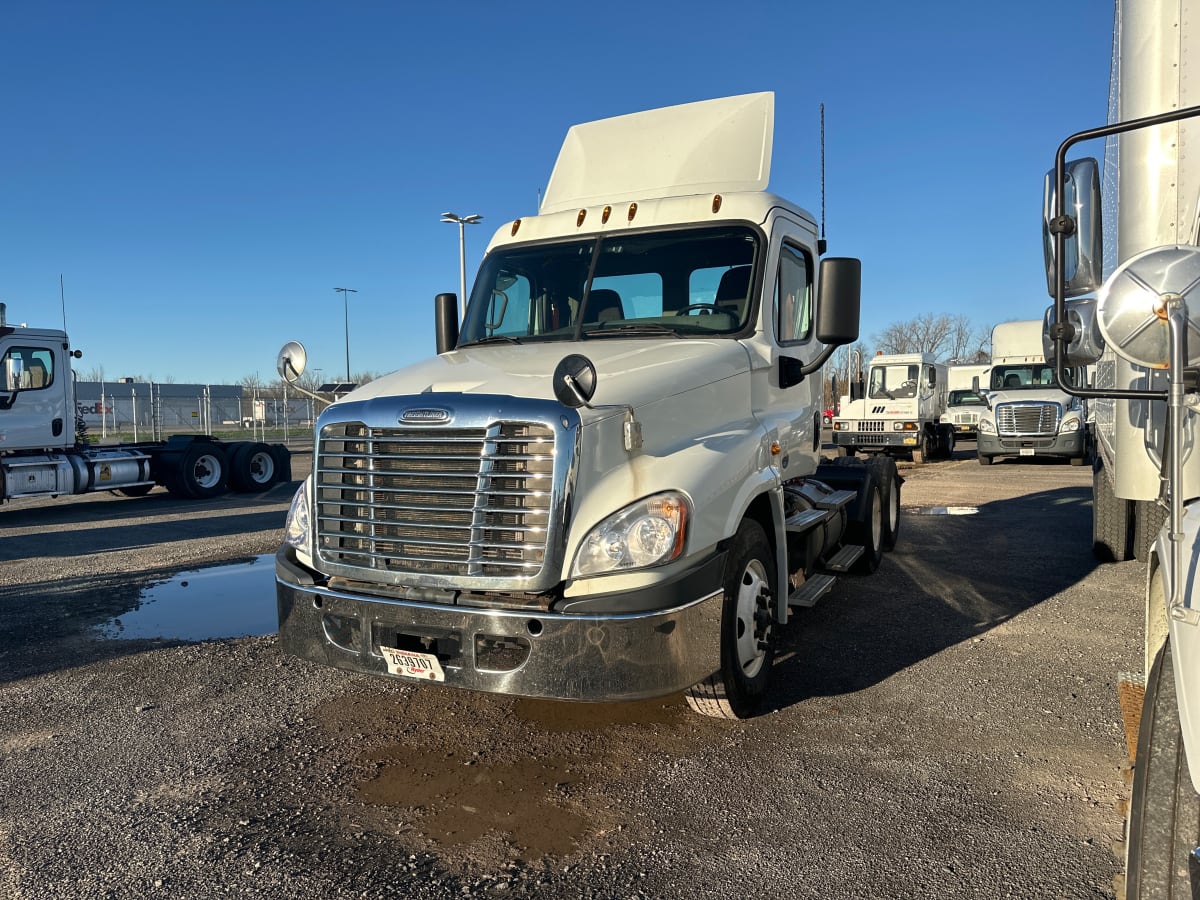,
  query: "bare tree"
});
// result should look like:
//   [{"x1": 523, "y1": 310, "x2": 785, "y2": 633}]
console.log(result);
[{"x1": 873, "y1": 313, "x2": 993, "y2": 363}]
